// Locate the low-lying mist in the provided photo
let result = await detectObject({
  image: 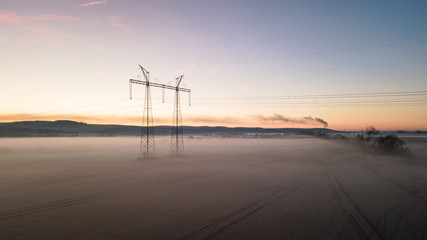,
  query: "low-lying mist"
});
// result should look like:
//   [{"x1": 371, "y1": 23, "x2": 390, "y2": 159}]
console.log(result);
[{"x1": 1, "y1": 136, "x2": 426, "y2": 239}]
